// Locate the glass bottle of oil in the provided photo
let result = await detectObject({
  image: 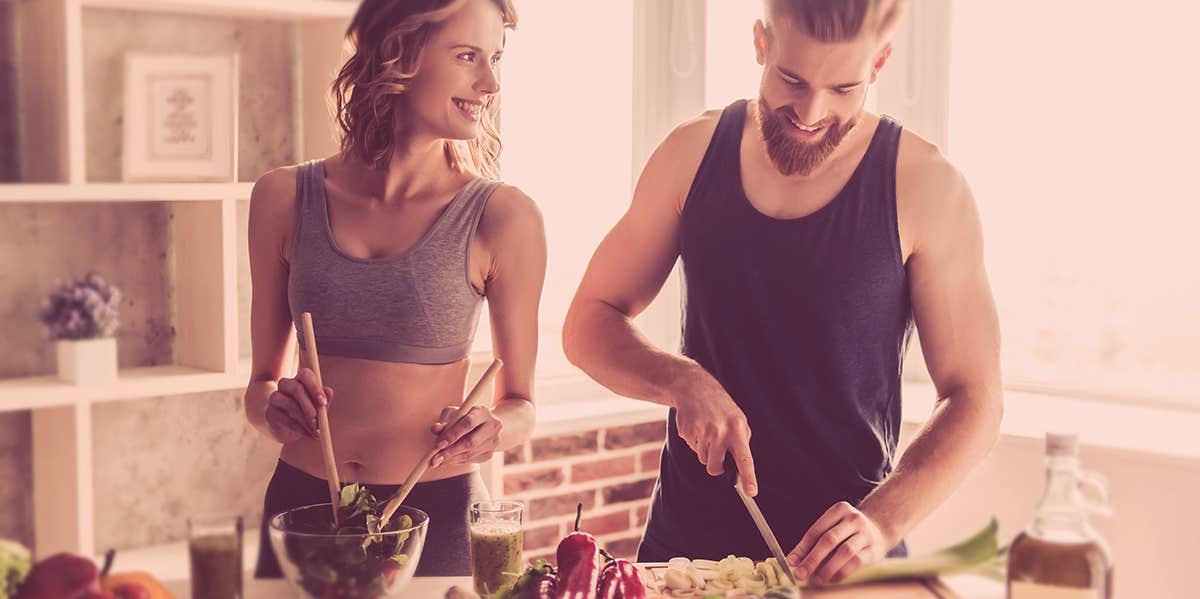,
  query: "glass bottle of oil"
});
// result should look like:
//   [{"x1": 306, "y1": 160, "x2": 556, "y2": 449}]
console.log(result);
[{"x1": 1006, "y1": 433, "x2": 1113, "y2": 599}]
